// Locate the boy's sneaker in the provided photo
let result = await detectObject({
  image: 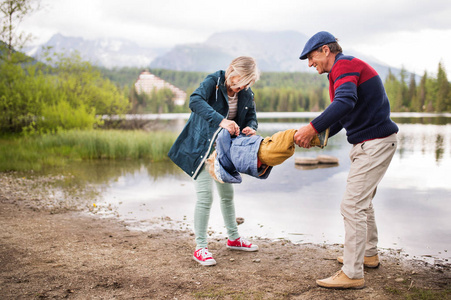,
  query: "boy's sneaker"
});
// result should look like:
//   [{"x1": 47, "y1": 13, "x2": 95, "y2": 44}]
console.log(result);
[
  {"x1": 193, "y1": 248, "x2": 217, "y2": 266},
  {"x1": 227, "y1": 237, "x2": 259, "y2": 251}
]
